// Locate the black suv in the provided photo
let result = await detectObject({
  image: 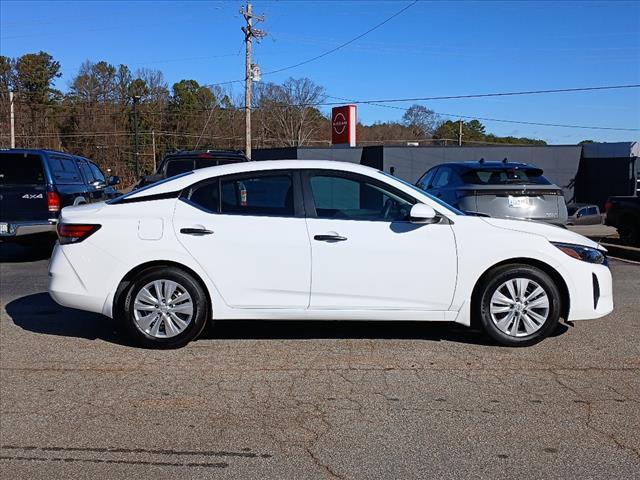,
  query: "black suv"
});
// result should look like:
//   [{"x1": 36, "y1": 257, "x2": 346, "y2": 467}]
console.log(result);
[
  {"x1": 0, "y1": 149, "x2": 120, "y2": 244},
  {"x1": 135, "y1": 149, "x2": 249, "y2": 189}
]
